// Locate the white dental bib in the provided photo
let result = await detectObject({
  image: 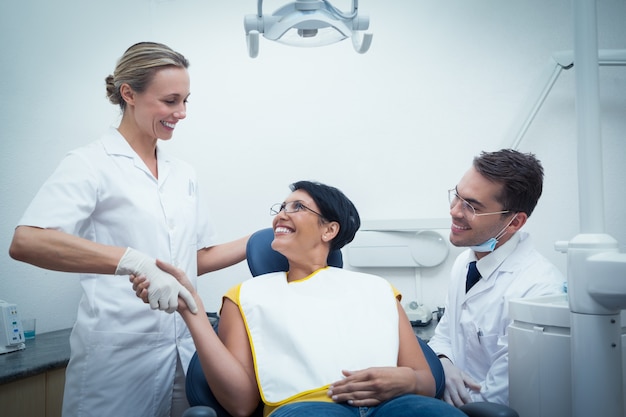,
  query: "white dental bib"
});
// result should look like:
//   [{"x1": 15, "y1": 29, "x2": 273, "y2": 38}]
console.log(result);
[{"x1": 238, "y1": 267, "x2": 399, "y2": 405}]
